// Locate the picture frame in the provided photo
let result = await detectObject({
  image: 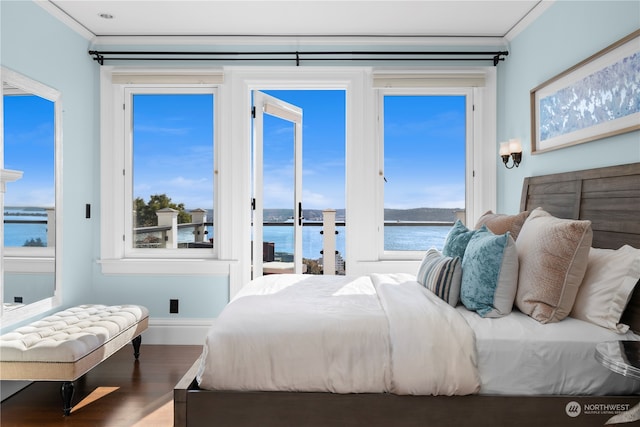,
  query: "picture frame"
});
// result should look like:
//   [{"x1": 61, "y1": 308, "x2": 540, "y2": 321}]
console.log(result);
[{"x1": 530, "y1": 29, "x2": 640, "y2": 154}]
